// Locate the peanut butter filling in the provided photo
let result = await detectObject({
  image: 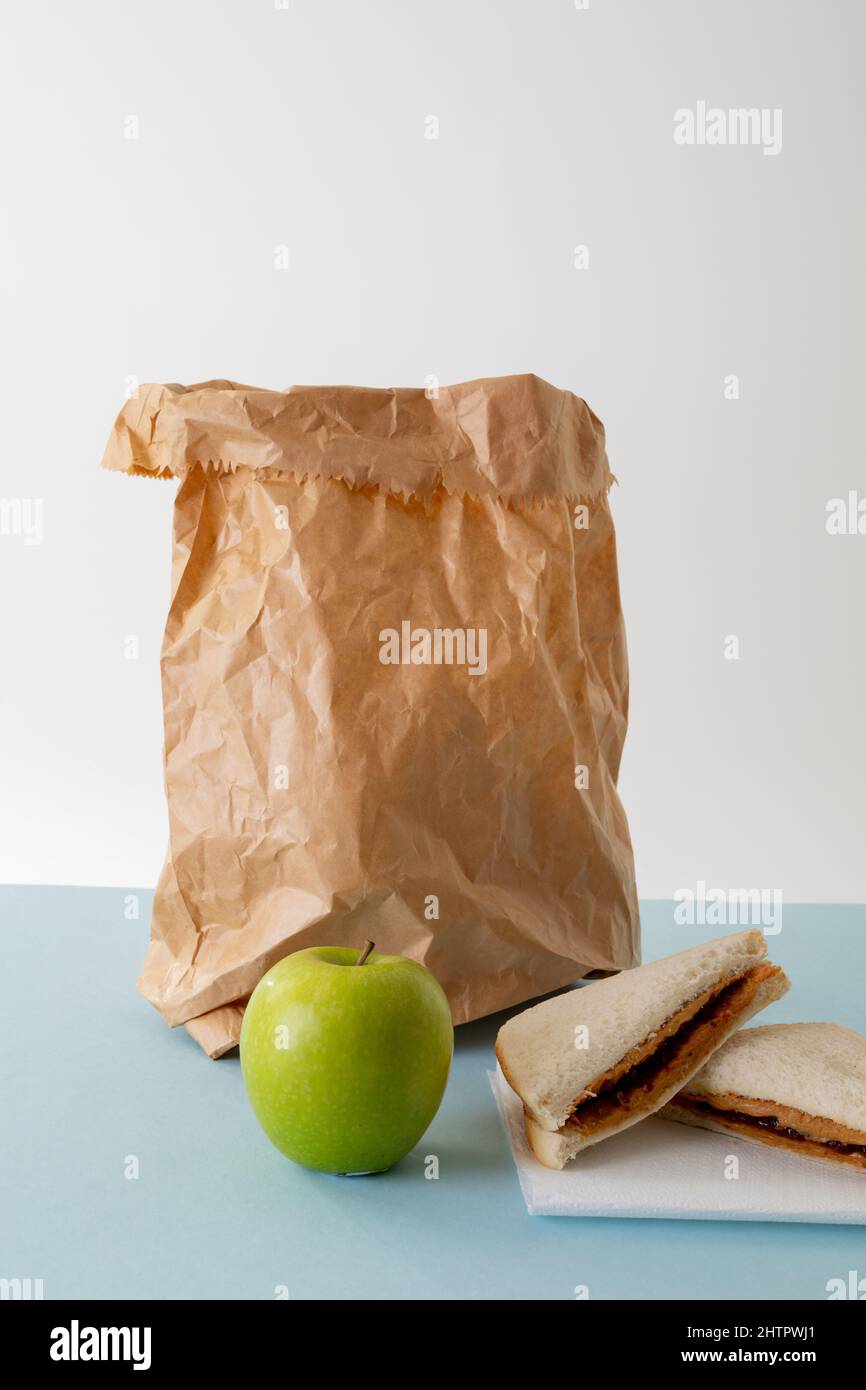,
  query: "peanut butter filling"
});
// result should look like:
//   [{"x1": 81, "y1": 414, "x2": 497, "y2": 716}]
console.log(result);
[
  {"x1": 565, "y1": 962, "x2": 779, "y2": 1140},
  {"x1": 675, "y1": 1093, "x2": 866, "y2": 1168}
]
